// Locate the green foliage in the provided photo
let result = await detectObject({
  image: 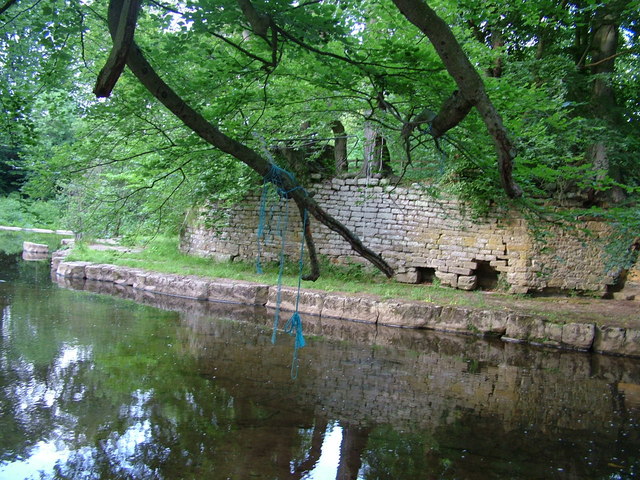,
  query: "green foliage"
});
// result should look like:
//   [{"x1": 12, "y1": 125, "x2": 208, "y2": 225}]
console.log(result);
[
  {"x1": 0, "y1": 194, "x2": 64, "y2": 229},
  {"x1": 1, "y1": 0, "x2": 639, "y2": 248},
  {"x1": 0, "y1": 146, "x2": 25, "y2": 194}
]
